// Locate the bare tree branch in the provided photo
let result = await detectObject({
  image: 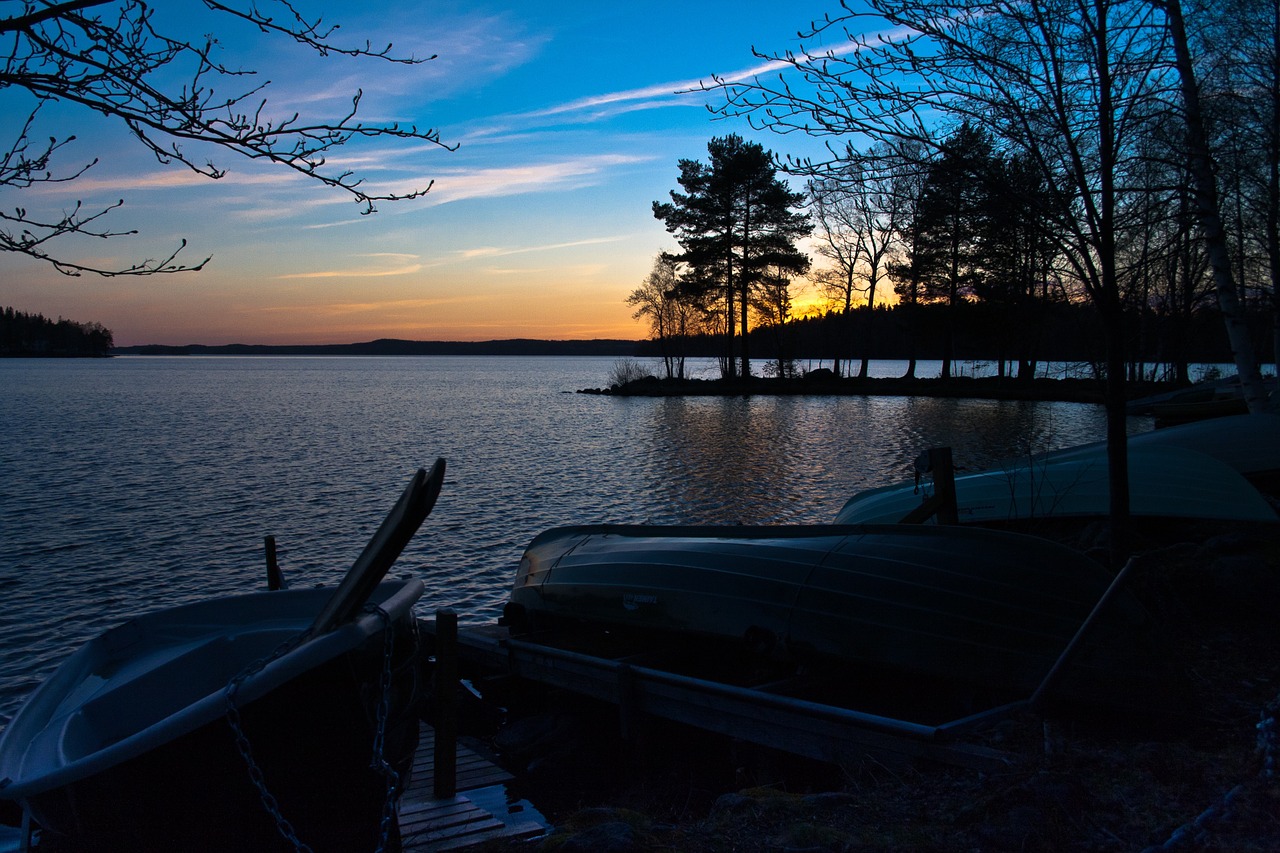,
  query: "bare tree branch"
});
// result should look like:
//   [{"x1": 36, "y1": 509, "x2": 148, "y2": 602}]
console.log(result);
[{"x1": 0, "y1": 0, "x2": 452, "y2": 276}]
